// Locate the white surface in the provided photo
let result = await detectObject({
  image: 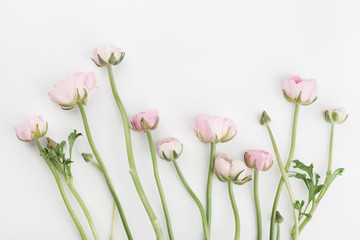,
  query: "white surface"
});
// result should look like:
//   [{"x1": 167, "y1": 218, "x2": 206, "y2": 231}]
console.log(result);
[{"x1": 1, "y1": 0, "x2": 359, "y2": 239}]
